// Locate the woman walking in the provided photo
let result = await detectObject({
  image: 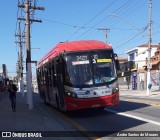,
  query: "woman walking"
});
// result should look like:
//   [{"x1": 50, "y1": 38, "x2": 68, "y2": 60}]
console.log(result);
[{"x1": 8, "y1": 80, "x2": 17, "y2": 112}]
